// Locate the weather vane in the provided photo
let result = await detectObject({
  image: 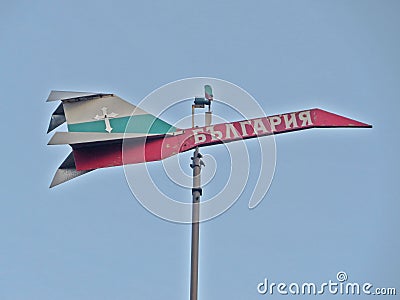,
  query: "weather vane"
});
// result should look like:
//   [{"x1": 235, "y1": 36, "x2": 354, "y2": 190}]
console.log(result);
[{"x1": 47, "y1": 84, "x2": 371, "y2": 300}]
